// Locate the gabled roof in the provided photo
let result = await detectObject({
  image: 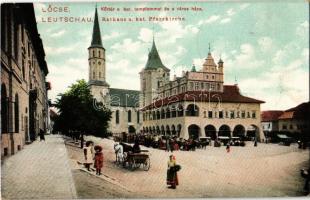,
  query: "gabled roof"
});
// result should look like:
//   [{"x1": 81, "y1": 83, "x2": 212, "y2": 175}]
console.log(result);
[
  {"x1": 142, "y1": 85, "x2": 264, "y2": 110},
  {"x1": 109, "y1": 88, "x2": 140, "y2": 107},
  {"x1": 144, "y1": 39, "x2": 169, "y2": 71},
  {"x1": 261, "y1": 111, "x2": 284, "y2": 122},
  {"x1": 89, "y1": 7, "x2": 103, "y2": 48}
]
